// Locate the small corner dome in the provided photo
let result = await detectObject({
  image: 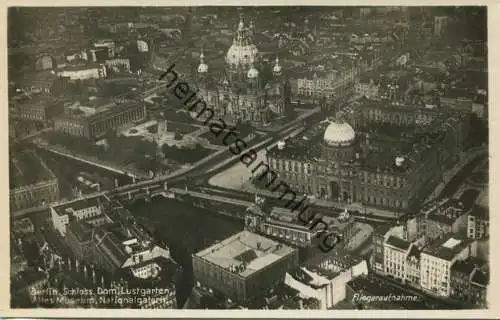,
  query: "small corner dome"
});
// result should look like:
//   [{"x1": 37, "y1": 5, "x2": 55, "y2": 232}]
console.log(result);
[
  {"x1": 277, "y1": 140, "x2": 286, "y2": 150},
  {"x1": 395, "y1": 156, "x2": 405, "y2": 167},
  {"x1": 198, "y1": 63, "x2": 208, "y2": 73},
  {"x1": 323, "y1": 121, "x2": 356, "y2": 147},
  {"x1": 247, "y1": 66, "x2": 259, "y2": 79},
  {"x1": 273, "y1": 57, "x2": 282, "y2": 74},
  {"x1": 273, "y1": 63, "x2": 282, "y2": 74}
]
